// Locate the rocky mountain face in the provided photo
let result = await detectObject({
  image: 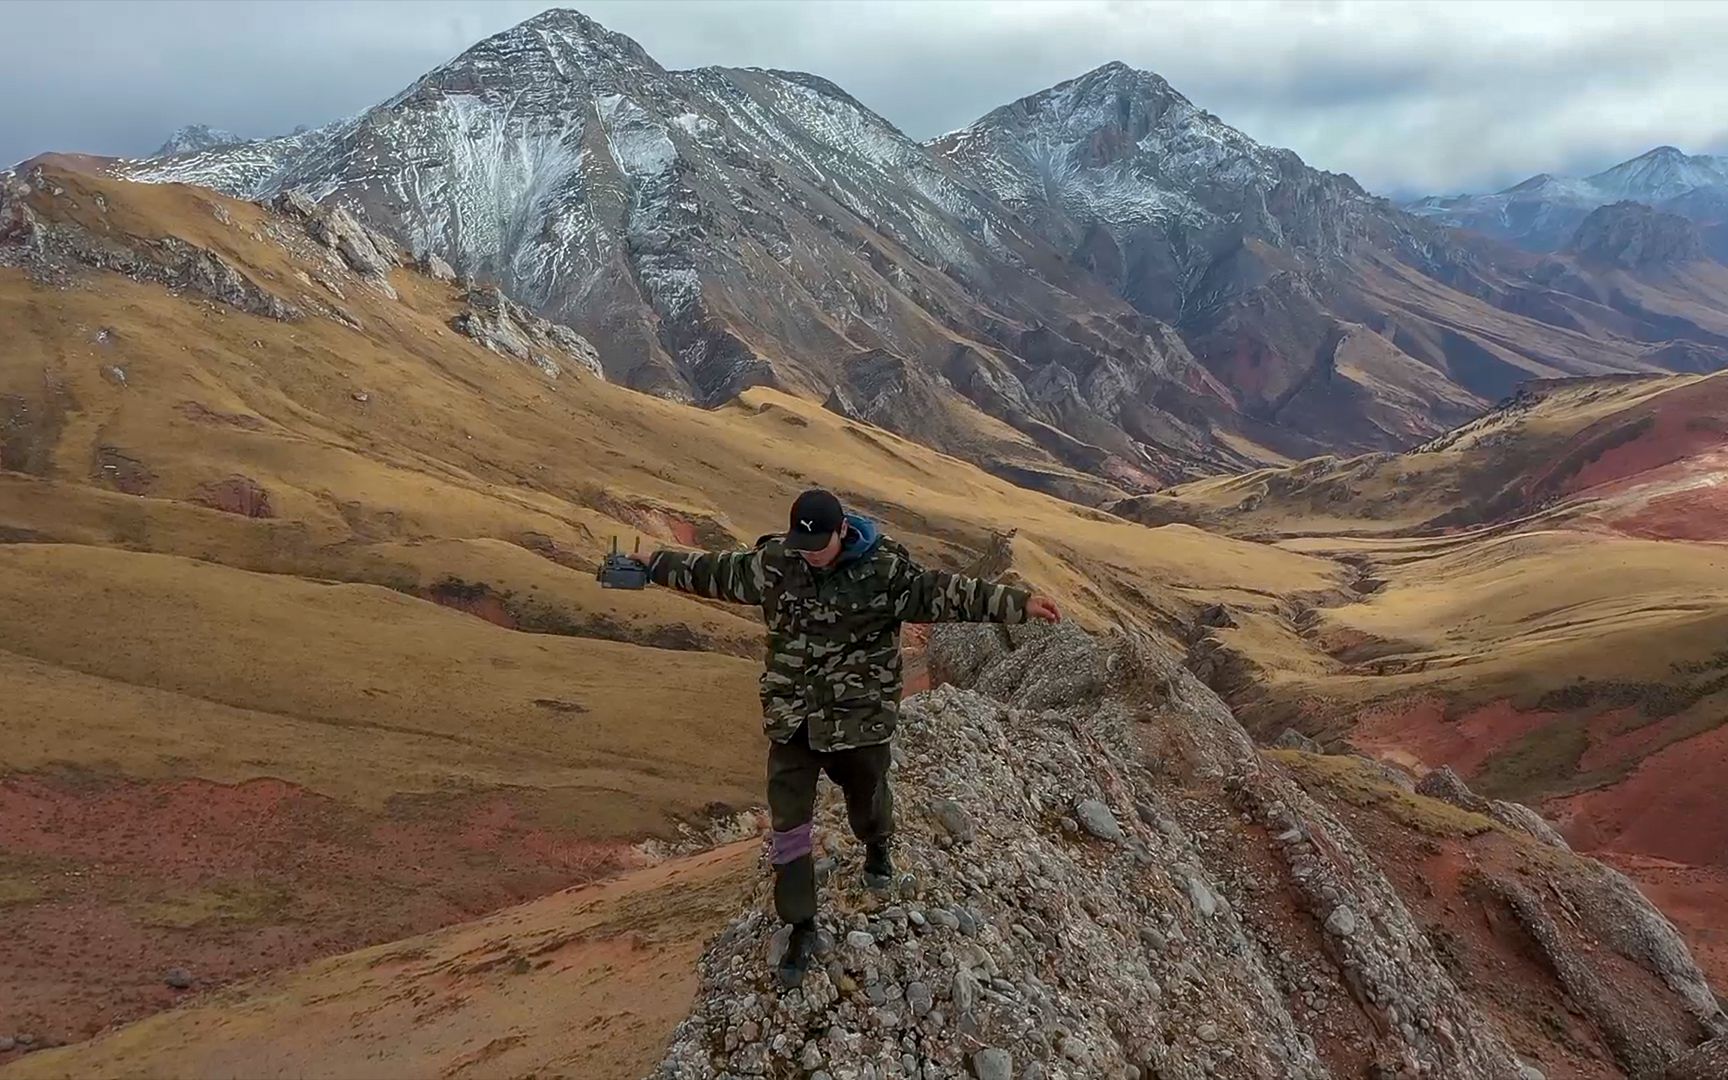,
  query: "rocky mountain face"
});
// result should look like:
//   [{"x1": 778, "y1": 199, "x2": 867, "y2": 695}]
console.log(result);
[
  {"x1": 1410, "y1": 146, "x2": 1728, "y2": 257},
  {"x1": 931, "y1": 63, "x2": 1378, "y2": 325},
  {"x1": 117, "y1": 9, "x2": 1728, "y2": 488},
  {"x1": 121, "y1": 10, "x2": 1251, "y2": 493},
  {"x1": 655, "y1": 622, "x2": 1726, "y2": 1078},
  {"x1": 1565, "y1": 201, "x2": 1707, "y2": 269},
  {"x1": 927, "y1": 65, "x2": 1728, "y2": 455}
]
